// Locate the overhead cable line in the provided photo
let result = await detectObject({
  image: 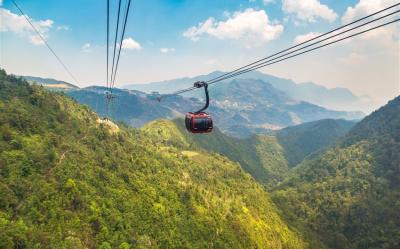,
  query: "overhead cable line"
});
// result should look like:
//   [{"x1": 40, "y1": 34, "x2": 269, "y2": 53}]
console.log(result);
[
  {"x1": 204, "y1": 2, "x2": 400, "y2": 85},
  {"x1": 106, "y1": 0, "x2": 110, "y2": 89},
  {"x1": 165, "y1": 5, "x2": 400, "y2": 96},
  {"x1": 206, "y1": 10, "x2": 400, "y2": 85},
  {"x1": 110, "y1": 0, "x2": 123, "y2": 91},
  {"x1": 206, "y1": 18, "x2": 400, "y2": 86},
  {"x1": 110, "y1": 0, "x2": 132, "y2": 89},
  {"x1": 11, "y1": 0, "x2": 80, "y2": 85}
]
